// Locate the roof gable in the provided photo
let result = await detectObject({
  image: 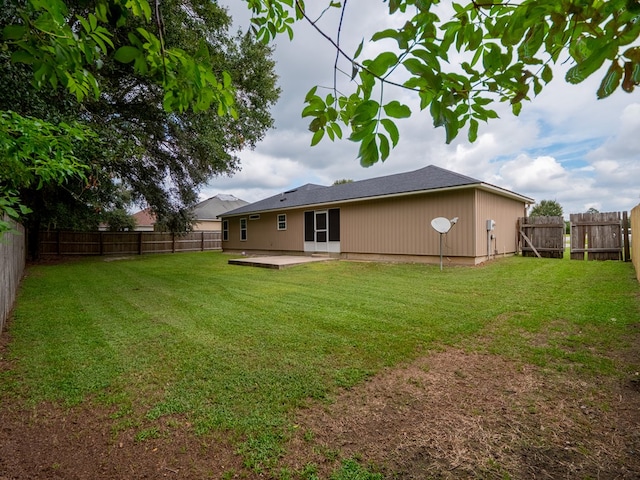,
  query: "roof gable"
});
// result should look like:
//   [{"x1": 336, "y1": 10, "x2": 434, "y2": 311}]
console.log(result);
[
  {"x1": 193, "y1": 194, "x2": 249, "y2": 220},
  {"x1": 222, "y1": 165, "x2": 531, "y2": 216},
  {"x1": 132, "y1": 208, "x2": 156, "y2": 226}
]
